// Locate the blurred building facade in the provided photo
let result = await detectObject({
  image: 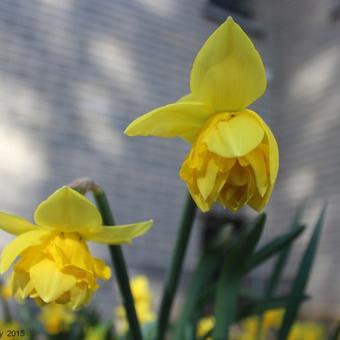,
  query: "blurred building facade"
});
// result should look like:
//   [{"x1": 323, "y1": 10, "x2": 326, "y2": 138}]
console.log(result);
[{"x1": 0, "y1": 0, "x2": 339, "y2": 318}]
